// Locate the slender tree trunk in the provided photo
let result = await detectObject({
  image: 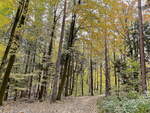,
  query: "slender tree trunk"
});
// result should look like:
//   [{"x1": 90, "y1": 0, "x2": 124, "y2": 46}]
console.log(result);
[
  {"x1": 69, "y1": 58, "x2": 74, "y2": 95},
  {"x1": 0, "y1": 55, "x2": 16, "y2": 105},
  {"x1": 56, "y1": 0, "x2": 80, "y2": 100},
  {"x1": 104, "y1": 35, "x2": 111, "y2": 96},
  {"x1": 70, "y1": 74, "x2": 75, "y2": 95},
  {"x1": 22, "y1": 48, "x2": 30, "y2": 97},
  {"x1": 117, "y1": 73, "x2": 120, "y2": 97},
  {"x1": 75, "y1": 73, "x2": 78, "y2": 96},
  {"x1": 28, "y1": 49, "x2": 36, "y2": 99},
  {"x1": 36, "y1": 72, "x2": 41, "y2": 98},
  {"x1": 51, "y1": 0, "x2": 67, "y2": 102},
  {"x1": 48, "y1": 9, "x2": 57, "y2": 57},
  {"x1": 0, "y1": 0, "x2": 24, "y2": 77},
  {"x1": 70, "y1": 59, "x2": 76, "y2": 95},
  {"x1": 113, "y1": 52, "x2": 117, "y2": 93},
  {"x1": 57, "y1": 56, "x2": 70, "y2": 100},
  {"x1": 38, "y1": 9, "x2": 58, "y2": 101},
  {"x1": 14, "y1": 89, "x2": 17, "y2": 101},
  {"x1": 100, "y1": 64, "x2": 103, "y2": 94},
  {"x1": 4, "y1": 79, "x2": 10, "y2": 101},
  {"x1": 138, "y1": 0, "x2": 147, "y2": 93},
  {"x1": 65, "y1": 58, "x2": 71, "y2": 96},
  {"x1": 65, "y1": 75, "x2": 69, "y2": 96},
  {"x1": 90, "y1": 58, "x2": 94, "y2": 96},
  {"x1": 0, "y1": 0, "x2": 30, "y2": 105},
  {"x1": 81, "y1": 71, "x2": 84, "y2": 96},
  {"x1": 96, "y1": 68, "x2": 99, "y2": 90},
  {"x1": 38, "y1": 51, "x2": 47, "y2": 101}
]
